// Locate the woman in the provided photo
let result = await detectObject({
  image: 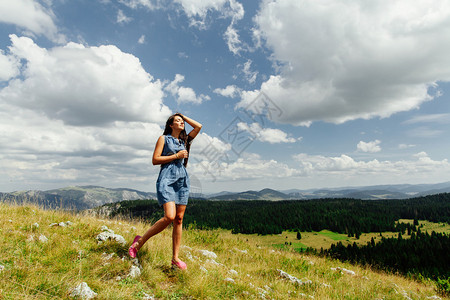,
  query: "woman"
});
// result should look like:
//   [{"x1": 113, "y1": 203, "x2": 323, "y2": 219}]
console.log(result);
[{"x1": 128, "y1": 113, "x2": 202, "y2": 270}]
